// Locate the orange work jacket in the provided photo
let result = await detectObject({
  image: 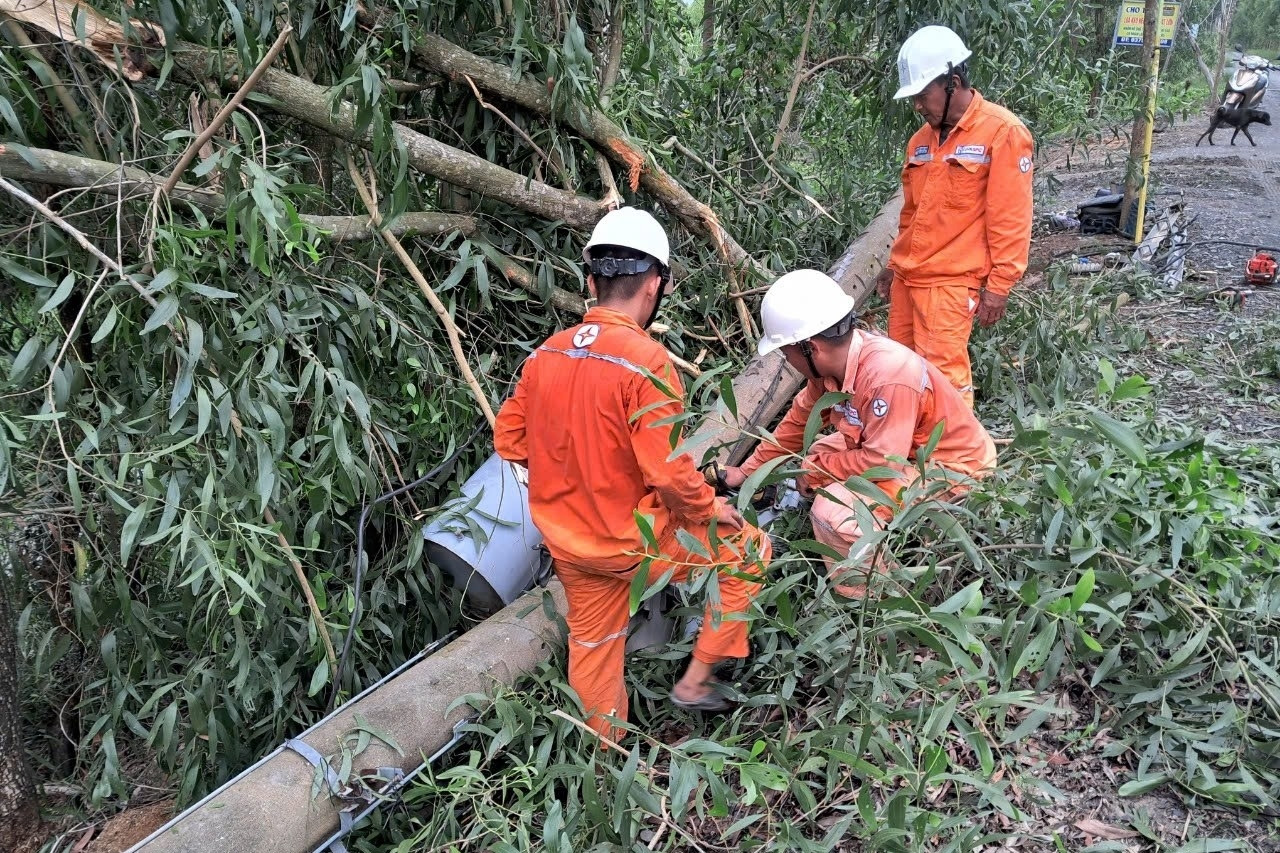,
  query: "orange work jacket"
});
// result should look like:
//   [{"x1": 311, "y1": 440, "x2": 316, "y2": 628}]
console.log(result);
[
  {"x1": 494, "y1": 306, "x2": 717, "y2": 571},
  {"x1": 888, "y1": 91, "x2": 1035, "y2": 297},
  {"x1": 741, "y1": 330, "x2": 997, "y2": 493}
]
